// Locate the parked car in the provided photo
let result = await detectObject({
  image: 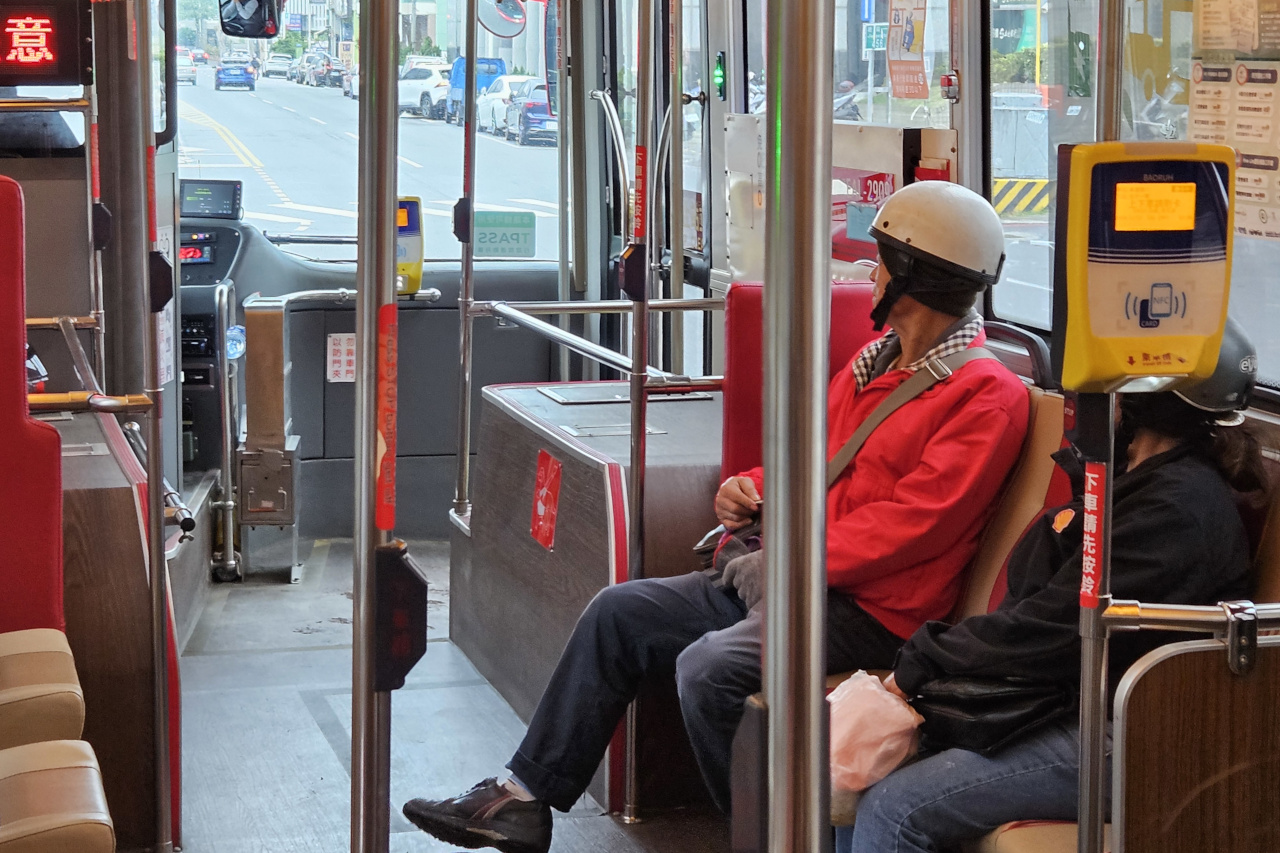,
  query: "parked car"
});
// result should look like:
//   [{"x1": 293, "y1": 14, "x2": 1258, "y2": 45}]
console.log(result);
[
  {"x1": 399, "y1": 55, "x2": 446, "y2": 77},
  {"x1": 262, "y1": 53, "x2": 292, "y2": 78},
  {"x1": 289, "y1": 52, "x2": 316, "y2": 83},
  {"x1": 398, "y1": 64, "x2": 451, "y2": 118},
  {"x1": 303, "y1": 52, "x2": 344, "y2": 87},
  {"x1": 176, "y1": 53, "x2": 197, "y2": 85},
  {"x1": 342, "y1": 63, "x2": 359, "y2": 96},
  {"x1": 348, "y1": 66, "x2": 359, "y2": 100},
  {"x1": 445, "y1": 56, "x2": 506, "y2": 124},
  {"x1": 504, "y1": 79, "x2": 557, "y2": 145},
  {"x1": 214, "y1": 58, "x2": 255, "y2": 91},
  {"x1": 476, "y1": 74, "x2": 533, "y2": 134}
]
